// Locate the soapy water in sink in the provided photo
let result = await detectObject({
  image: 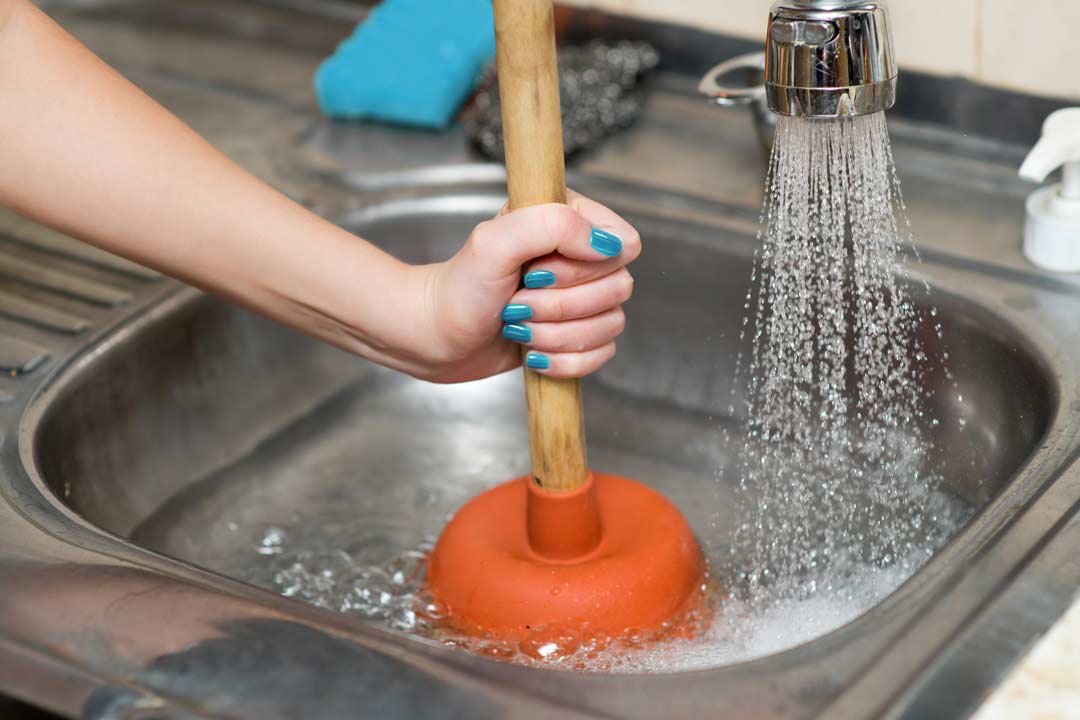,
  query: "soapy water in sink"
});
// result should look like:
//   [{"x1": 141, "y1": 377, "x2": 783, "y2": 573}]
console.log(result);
[{"x1": 241, "y1": 496, "x2": 954, "y2": 672}]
